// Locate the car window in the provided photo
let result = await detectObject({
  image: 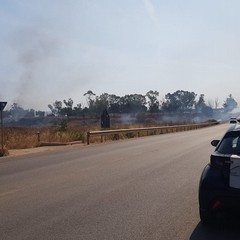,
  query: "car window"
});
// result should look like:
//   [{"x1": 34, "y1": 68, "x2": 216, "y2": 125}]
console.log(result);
[{"x1": 217, "y1": 132, "x2": 240, "y2": 155}]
